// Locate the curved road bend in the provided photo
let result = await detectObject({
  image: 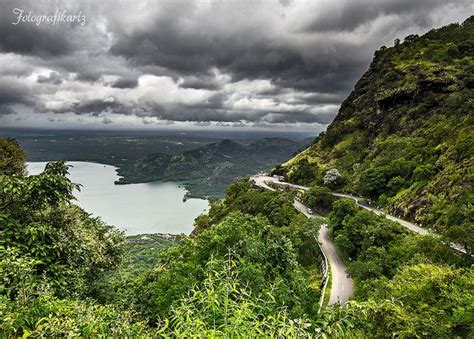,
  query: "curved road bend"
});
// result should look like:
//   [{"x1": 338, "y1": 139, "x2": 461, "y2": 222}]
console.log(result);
[
  {"x1": 332, "y1": 193, "x2": 429, "y2": 235},
  {"x1": 252, "y1": 175, "x2": 354, "y2": 306},
  {"x1": 332, "y1": 193, "x2": 467, "y2": 254},
  {"x1": 252, "y1": 175, "x2": 468, "y2": 255},
  {"x1": 293, "y1": 200, "x2": 354, "y2": 305}
]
